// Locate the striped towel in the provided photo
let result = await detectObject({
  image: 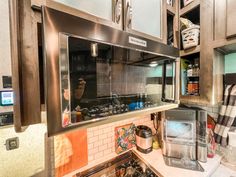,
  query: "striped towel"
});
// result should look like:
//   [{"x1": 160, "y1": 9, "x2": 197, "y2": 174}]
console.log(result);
[{"x1": 214, "y1": 84, "x2": 236, "y2": 147}]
